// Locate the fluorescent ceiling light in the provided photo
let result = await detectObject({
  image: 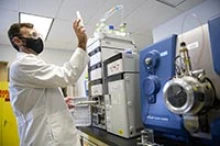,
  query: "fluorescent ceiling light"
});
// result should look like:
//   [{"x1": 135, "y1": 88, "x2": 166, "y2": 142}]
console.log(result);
[
  {"x1": 19, "y1": 12, "x2": 54, "y2": 41},
  {"x1": 156, "y1": 0, "x2": 185, "y2": 7}
]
